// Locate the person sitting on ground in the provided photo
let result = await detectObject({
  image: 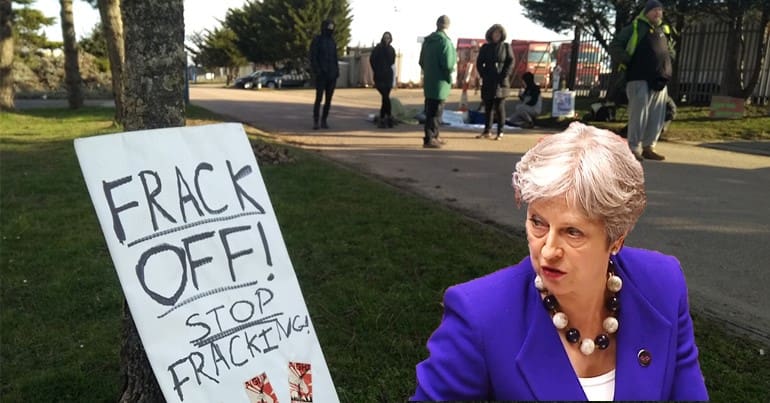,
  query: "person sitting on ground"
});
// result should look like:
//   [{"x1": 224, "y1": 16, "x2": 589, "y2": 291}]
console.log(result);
[
  {"x1": 510, "y1": 72, "x2": 542, "y2": 128},
  {"x1": 411, "y1": 122, "x2": 708, "y2": 401}
]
